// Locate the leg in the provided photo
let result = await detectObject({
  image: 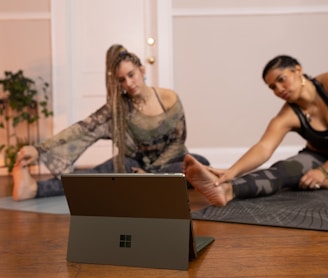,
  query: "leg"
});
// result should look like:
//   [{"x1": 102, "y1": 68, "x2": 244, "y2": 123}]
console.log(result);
[
  {"x1": 12, "y1": 160, "x2": 65, "y2": 200},
  {"x1": 13, "y1": 156, "x2": 143, "y2": 200},
  {"x1": 232, "y1": 148, "x2": 327, "y2": 199},
  {"x1": 12, "y1": 162, "x2": 37, "y2": 201},
  {"x1": 183, "y1": 154, "x2": 233, "y2": 206},
  {"x1": 157, "y1": 153, "x2": 210, "y2": 188},
  {"x1": 153, "y1": 153, "x2": 209, "y2": 173},
  {"x1": 189, "y1": 153, "x2": 210, "y2": 166},
  {"x1": 36, "y1": 157, "x2": 141, "y2": 199},
  {"x1": 35, "y1": 178, "x2": 65, "y2": 198},
  {"x1": 12, "y1": 156, "x2": 120, "y2": 200},
  {"x1": 79, "y1": 156, "x2": 141, "y2": 173}
]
